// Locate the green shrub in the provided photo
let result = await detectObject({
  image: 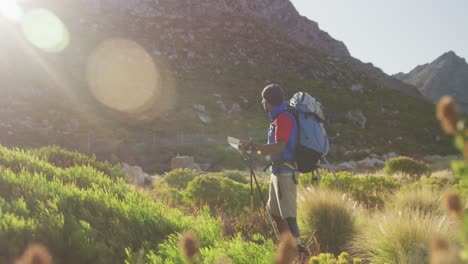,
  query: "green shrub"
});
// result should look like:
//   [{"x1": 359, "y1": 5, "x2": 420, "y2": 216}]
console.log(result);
[
  {"x1": 184, "y1": 174, "x2": 267, "y2": 214},
  {"x1": 311, "y1": 171, "x2": 400, "y2": 208},
  {"x1": 350, "y1": 209, "x2": 457, "y2": 264},
  {"x1": 385, "y1": 156, "x2": 431, "y2": 180},
  {"x1": 0, "y1": 145, "x2": 224, "y2": 263},
  {"x1": 28, "y1": 145, "x2": 125, "y2": 180},
  {"x1": 213, "y1": 147, "x2": 247, "y2": 170},
  {"x1": 298, "y1": 188, "x2": 357, "y2": 255},
  {"x1": 163, "y1": 168, "x2": 200, "y2": 189},
  {"x1": 222, "y1": 170, "x2": 249, "y2": 184},
  {"x1": 308, "y1": 252, "x2": 362, "y2": 264},
  {"x1": 298, "y1": 170, "x2": 322, "y2": 186},
  {"x1": 152, "y1": 186, "x2": 185, "y2": 207},
  {"x1": 201, "y1": 234, "x2": 275, "y2": 264},
  {"x1": 387, "y1": 188, "x2": 444, "y2": 215},
  {"x1": 0, "y1": 212, "x2": 36, "y2": 261},
  {"x1": 408, "y1": 176, "x2": 452, "y2": 190},
  {"x1": 125, "y1": 233, "x2": 275, "y2": 264}
]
